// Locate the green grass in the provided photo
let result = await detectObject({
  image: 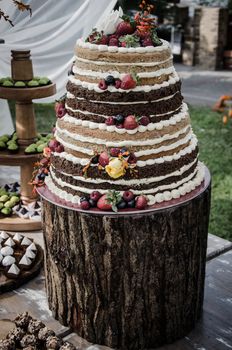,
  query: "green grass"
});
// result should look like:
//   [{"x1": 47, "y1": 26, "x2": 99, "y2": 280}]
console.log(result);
[
  {"x1": 9, "y1": 102, "x2": 232, "y2": 241},
  {"x1": 189, "y1": 106, "x2": 232, "y2": 241}
]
